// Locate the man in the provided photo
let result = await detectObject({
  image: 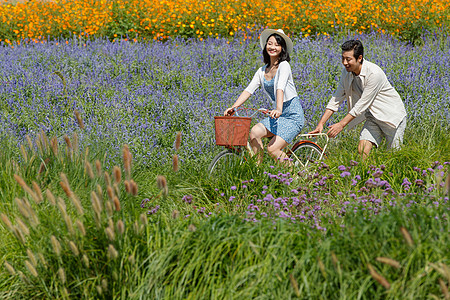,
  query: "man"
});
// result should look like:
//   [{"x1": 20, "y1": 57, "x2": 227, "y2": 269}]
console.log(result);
[{"x1": 309, "y1": 39, "x2": 407, "y2": 159}]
